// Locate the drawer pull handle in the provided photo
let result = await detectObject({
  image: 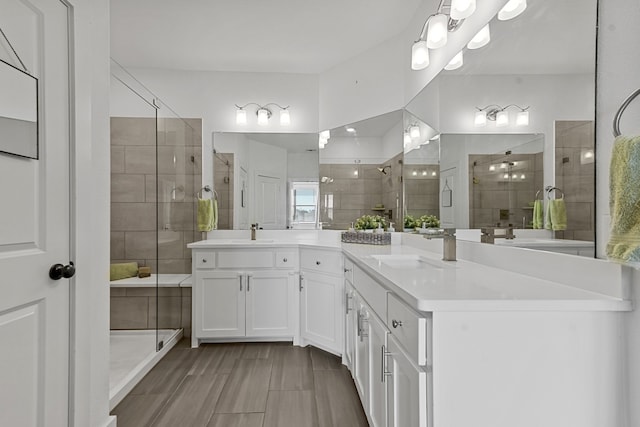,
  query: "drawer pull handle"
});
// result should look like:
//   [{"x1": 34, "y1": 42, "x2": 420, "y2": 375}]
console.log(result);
[
  {"x1": 202, "y1": 258, "x2": 207, "y2": 263},
  {"x1": 247, "y1": 275, "x2": 251, "y2": 292},
  {"x1": 345, "y1": 293, "x2": 353, "y2": 314},
  {"x1": 283, "y1": 258, "x2": 288, "y2": 262},
  {"x1": 381, "y1": 345, "x2": 392, "y2": 382},
  {"x1": 239, "y1": 276, "x2": 243, "y2": 291},
  {"x1": 299, "y1": 275, "x2": 304, "y2": 292},
  {"x1": 316, "y1": 261, "x2": 321, "y2": 265},
  {"x1": 392, "y1": 319, "x2": 403, "y2": 328}
]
